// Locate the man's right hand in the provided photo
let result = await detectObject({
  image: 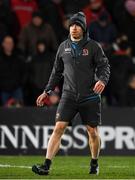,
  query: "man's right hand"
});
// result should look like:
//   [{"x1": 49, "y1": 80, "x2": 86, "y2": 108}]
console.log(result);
[{"x1": 36, "y1": 92, "x2": 48, "y2": 106}]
